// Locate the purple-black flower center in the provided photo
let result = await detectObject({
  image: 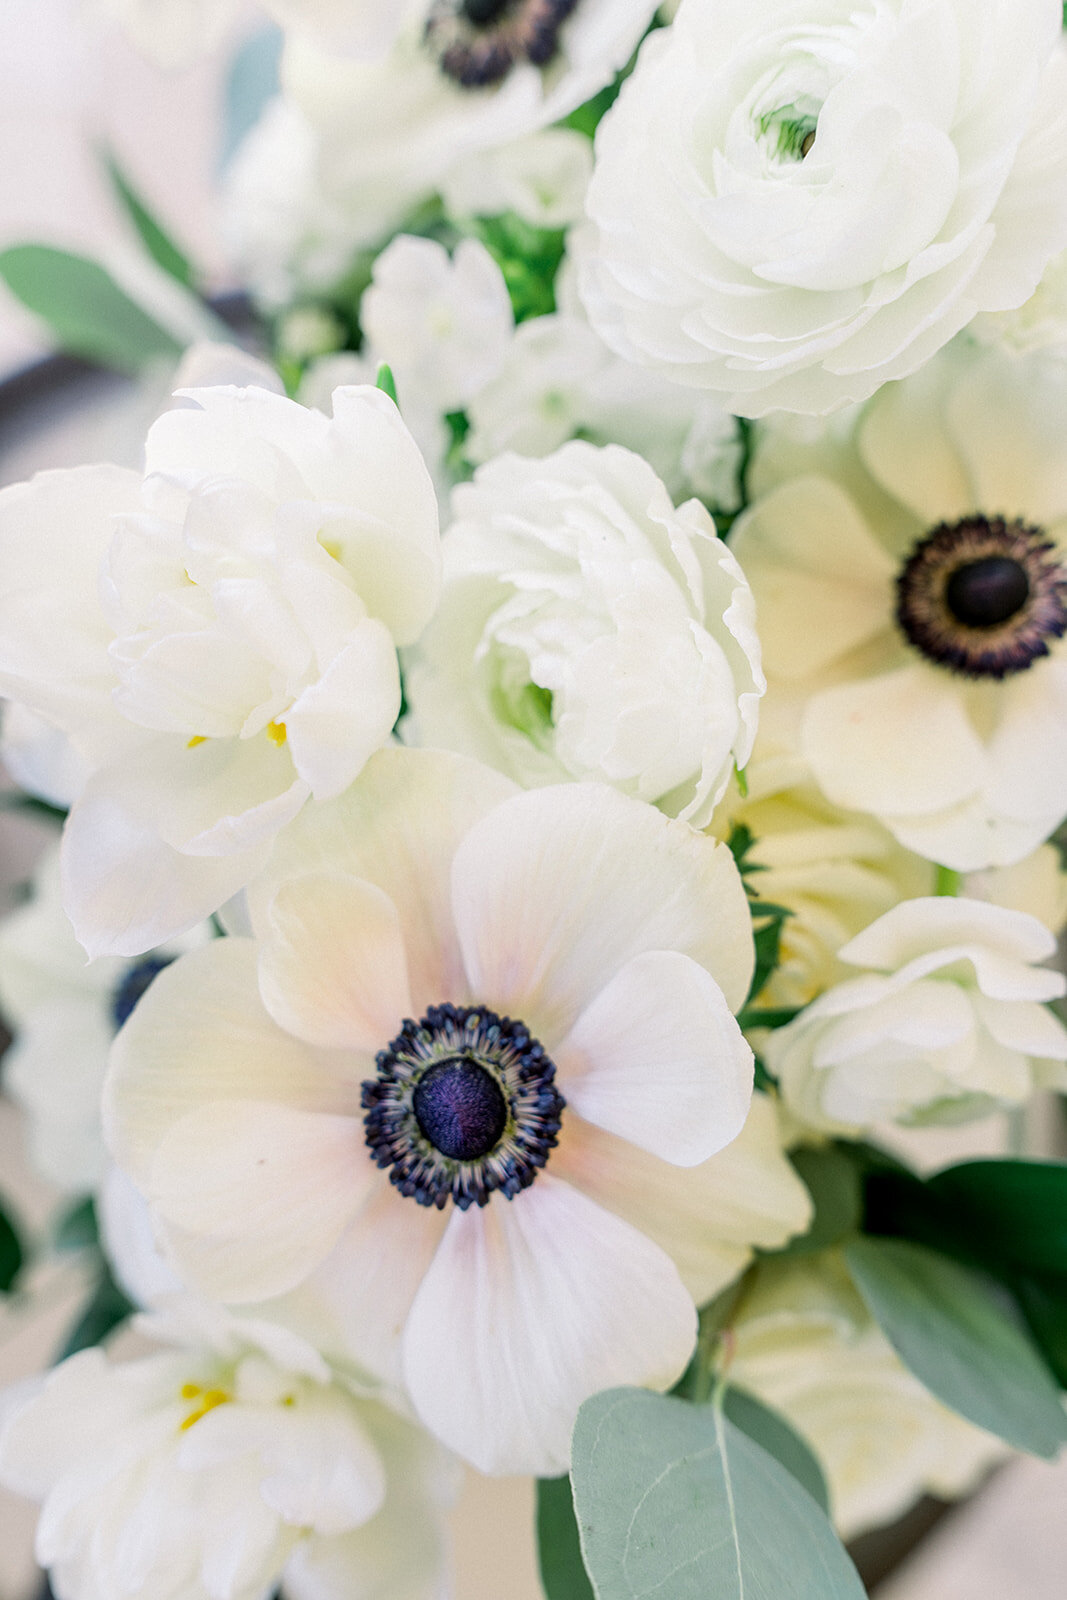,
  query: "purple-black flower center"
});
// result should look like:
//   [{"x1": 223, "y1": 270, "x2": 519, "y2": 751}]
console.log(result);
[
  {"x1": 110, "y1": 955, "x2": 174, "y2": 1031},
  {"x1": 362, "y1": 1003, "x2": 565, "y2": 1209},
  {"x1": 412, "y1": 1057, "x2": 509, "y2": 1162},
  {"x1": 424, "y1": 0, "x2": 579, "y2": 89},
  {"x1": 896, "y1": 515, "x2": 1067, "y2": 679}
]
